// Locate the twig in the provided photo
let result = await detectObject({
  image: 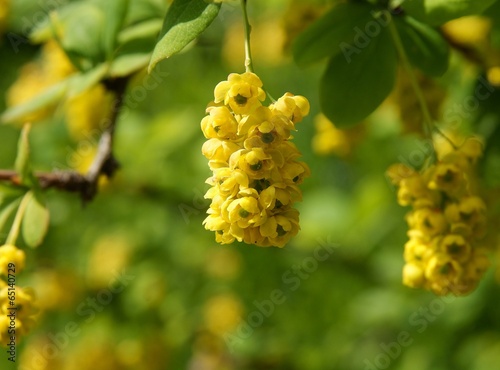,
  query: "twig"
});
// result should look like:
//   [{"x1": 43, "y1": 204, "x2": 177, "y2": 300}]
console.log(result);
[{"x1": 240, "y1": 0, "x2": 254, "y2": 73}]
